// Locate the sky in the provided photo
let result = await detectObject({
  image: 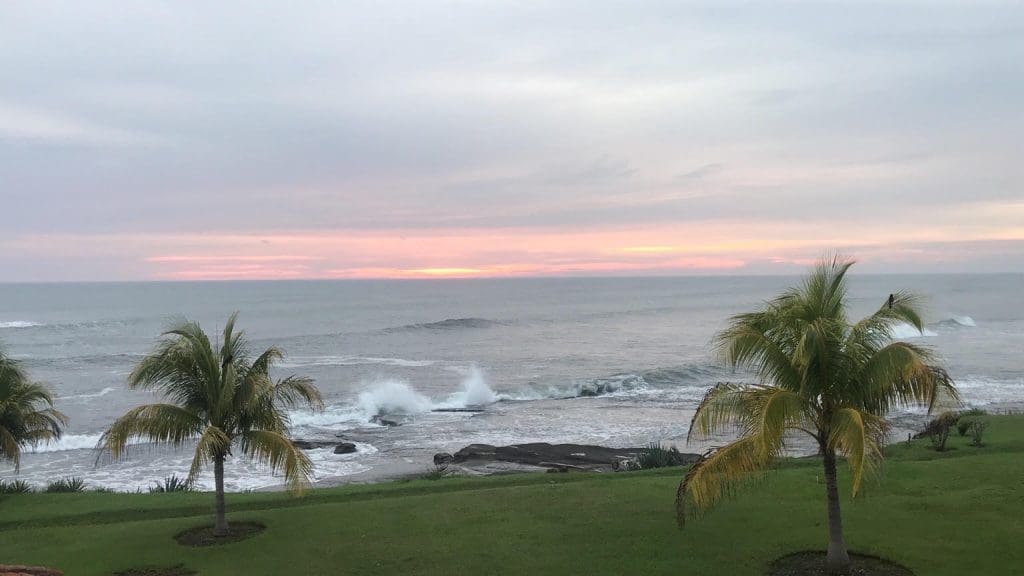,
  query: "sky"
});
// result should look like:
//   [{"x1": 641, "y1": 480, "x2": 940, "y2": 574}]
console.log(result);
[{"x1": 1, "y1": 1, "x2": 1022, "y2": 282}]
